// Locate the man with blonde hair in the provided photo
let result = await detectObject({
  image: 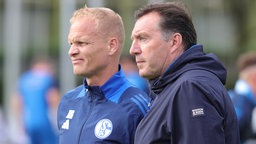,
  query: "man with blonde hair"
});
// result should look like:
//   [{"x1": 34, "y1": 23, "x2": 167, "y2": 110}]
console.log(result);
[{"x1": 57, "y1": 6, "x2": 151, "y2": 144}]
